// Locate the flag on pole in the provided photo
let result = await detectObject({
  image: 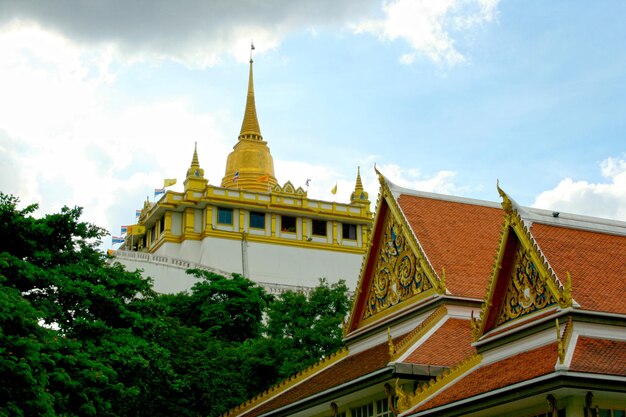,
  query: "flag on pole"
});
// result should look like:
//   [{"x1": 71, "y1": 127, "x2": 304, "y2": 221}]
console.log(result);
[
  {"x1": 163, "y1": 178, "x2": 177, "y2": 188},
  {"x1": 112, "y1": 236, "x2": 124, "y2": 244},
  {"x1": 331, "y1": 183, "x2": 337, "y2": 195},
  {"x1": 305, "y1": 179, "x2": 311, "y2": 187},
  {"x1": 128, "y1": 225, "x2": 146, "y2": 235},
  {"x1": 154, "y1": 188, "x2": 165, "y2": 197},
  {"x1": 135, "y1": 209, "x2": 141, "y2": 218},
  {"x1": 234, "y1": 171, "x2": 239, "y2": 182},
  {"x1": 121, "y1": 226, "x2": 128, "y2": 235}
]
